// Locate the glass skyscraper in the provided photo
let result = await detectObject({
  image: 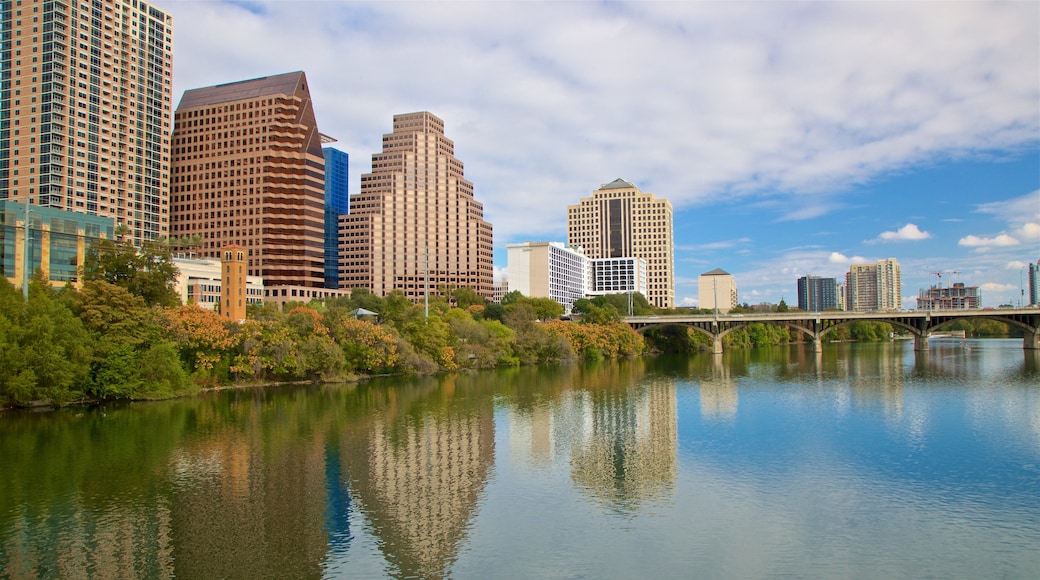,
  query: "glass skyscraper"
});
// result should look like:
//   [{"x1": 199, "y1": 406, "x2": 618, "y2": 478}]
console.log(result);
[{"x1": 322, "y1": 147, "x2": 349, "y2": 288}]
